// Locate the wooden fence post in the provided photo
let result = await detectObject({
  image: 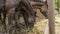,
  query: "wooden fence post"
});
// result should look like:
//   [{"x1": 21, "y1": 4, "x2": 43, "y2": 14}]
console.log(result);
[{"x1": 47, "y1": 0, "x2": 55, "y2": 34}]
